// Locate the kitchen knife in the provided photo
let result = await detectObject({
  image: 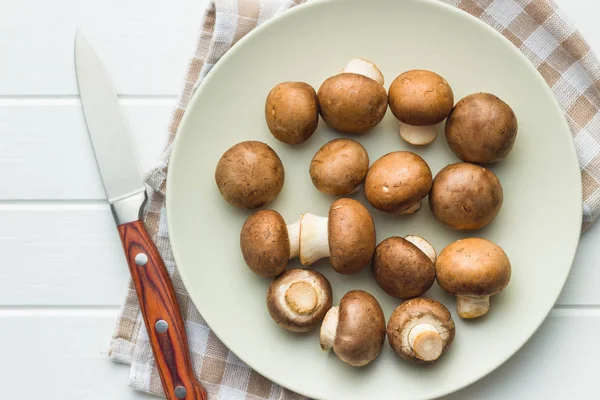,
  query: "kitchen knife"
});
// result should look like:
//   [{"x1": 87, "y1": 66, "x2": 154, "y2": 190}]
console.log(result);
[{"x1": 74, "y1": 30, "x2": 206, "y2": 400}]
